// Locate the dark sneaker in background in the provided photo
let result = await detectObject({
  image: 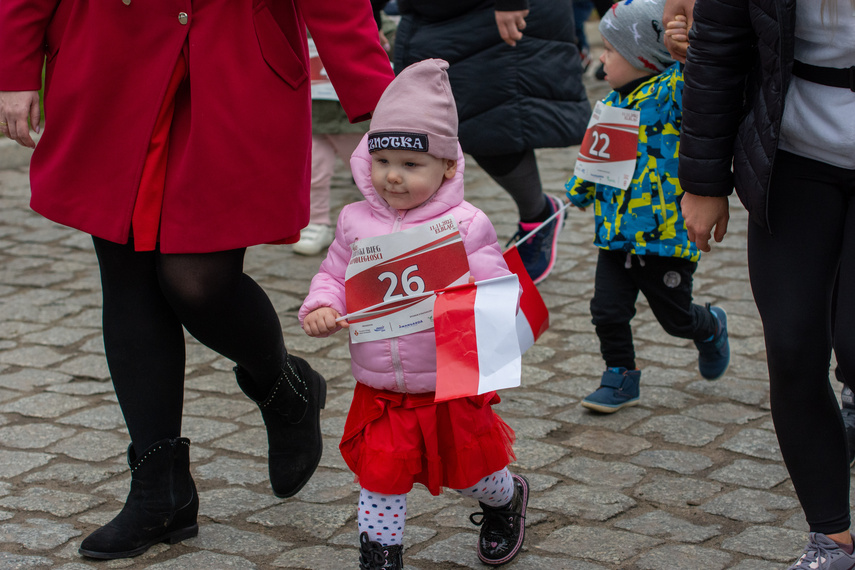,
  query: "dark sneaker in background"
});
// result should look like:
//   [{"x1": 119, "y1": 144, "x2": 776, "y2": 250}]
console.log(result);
[{"x1": 507, "y1": 195, "x2": 565, "y2": 285}]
